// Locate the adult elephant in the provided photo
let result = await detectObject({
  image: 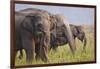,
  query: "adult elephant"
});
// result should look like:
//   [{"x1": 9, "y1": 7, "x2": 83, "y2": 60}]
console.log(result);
[
  {"x1": 50, "y1": 23, "x2": 87, "y2": 52},
  {"x1": 15, "y1": 11, "x2": 51, "y2": 63},
  {"x1": 50, "y1": 14, "x2": 76, "y2": 54}
]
